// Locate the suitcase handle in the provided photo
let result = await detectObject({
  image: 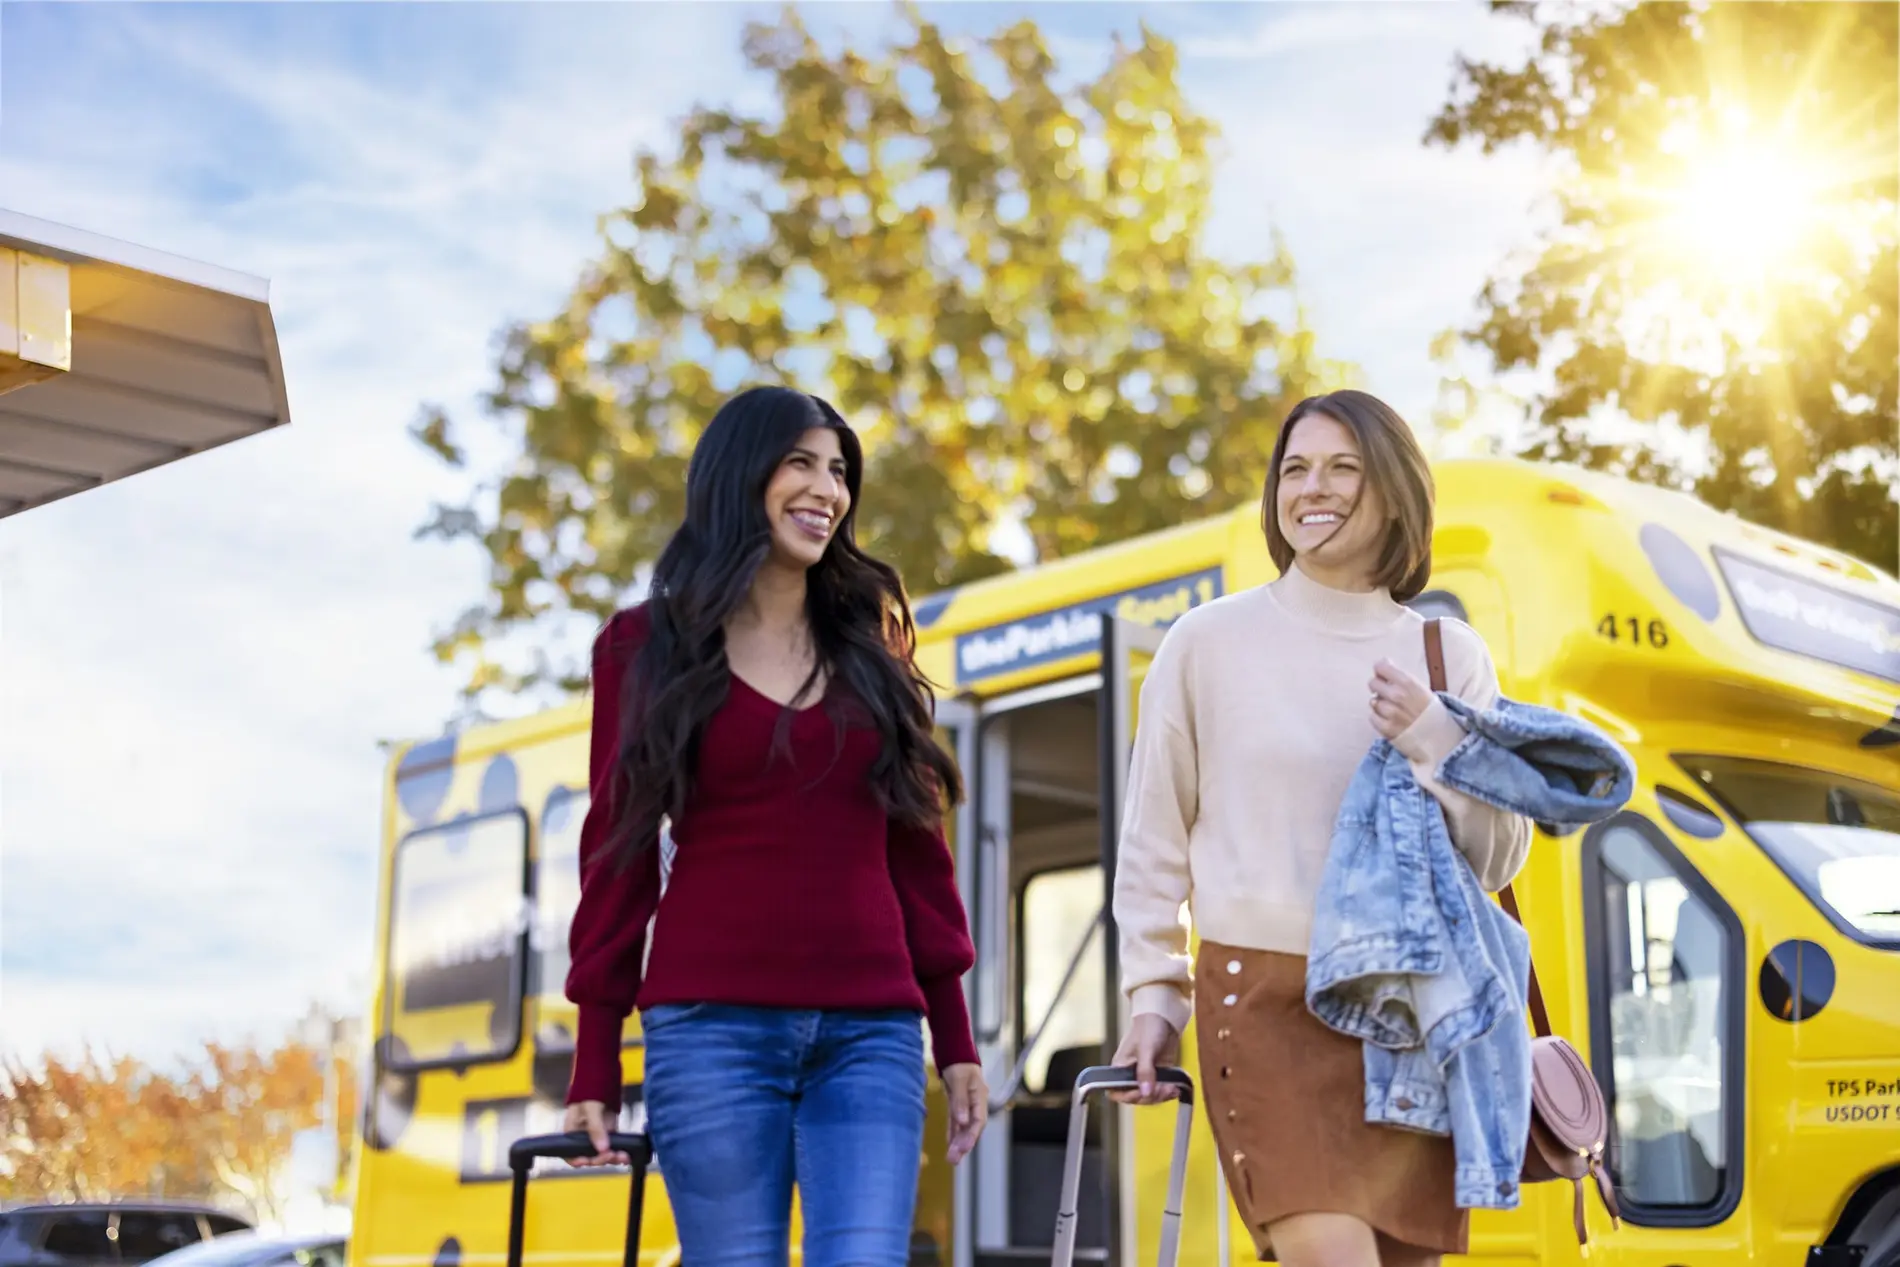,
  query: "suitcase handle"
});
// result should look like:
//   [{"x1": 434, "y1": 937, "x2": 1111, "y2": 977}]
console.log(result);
[
  {"x1": 1052, "y1": 1067, "x2": 1195, "y2": 1267},
  {"x1": 506, "y1": 1131, "x2": 653, "y2": 1267},
  {"x1": 1071, "y1": 1065, "x2": 1194, "y2": 1104},
  {"x1": 509, "y1": 1131, "x2": 651, "y2": 1168}
]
